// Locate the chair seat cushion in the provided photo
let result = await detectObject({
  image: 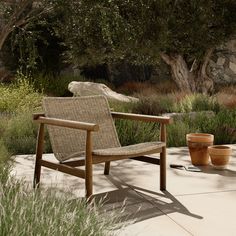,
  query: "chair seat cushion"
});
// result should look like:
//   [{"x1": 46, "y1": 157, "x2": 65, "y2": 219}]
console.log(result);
[{"x1": 93, "y1": 141, "x2": 165, "y2": 157}]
